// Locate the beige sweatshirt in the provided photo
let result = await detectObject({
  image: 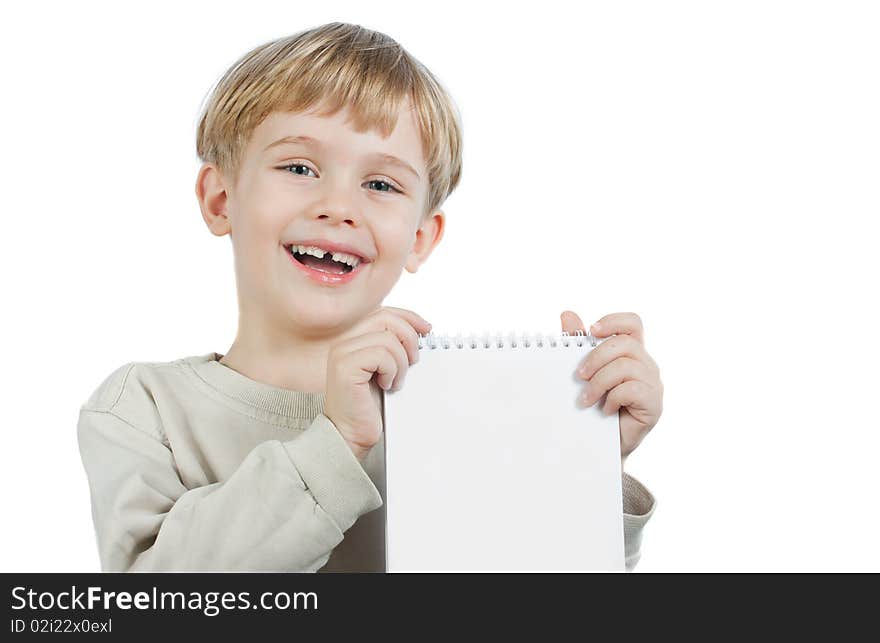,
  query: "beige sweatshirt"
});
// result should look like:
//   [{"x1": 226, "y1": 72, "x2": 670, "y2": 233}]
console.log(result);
[{"x1": 77, "y1": 353, "x2": 656, "y2": 572}]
